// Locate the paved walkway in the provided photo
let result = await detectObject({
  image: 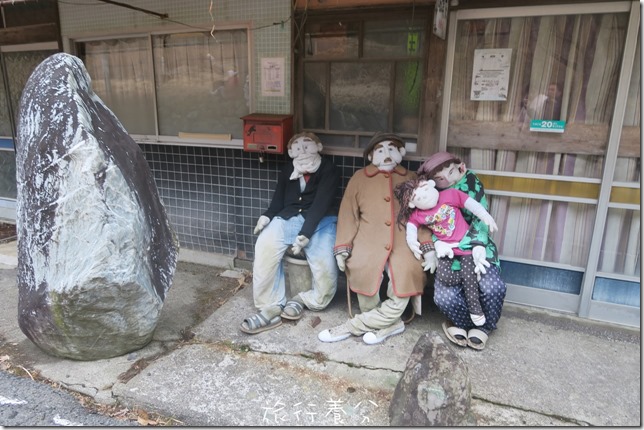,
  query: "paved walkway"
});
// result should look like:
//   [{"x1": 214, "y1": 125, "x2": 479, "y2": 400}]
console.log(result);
[{"x1": 0, "y1": 240, "x2": 640, "y2": 426}]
